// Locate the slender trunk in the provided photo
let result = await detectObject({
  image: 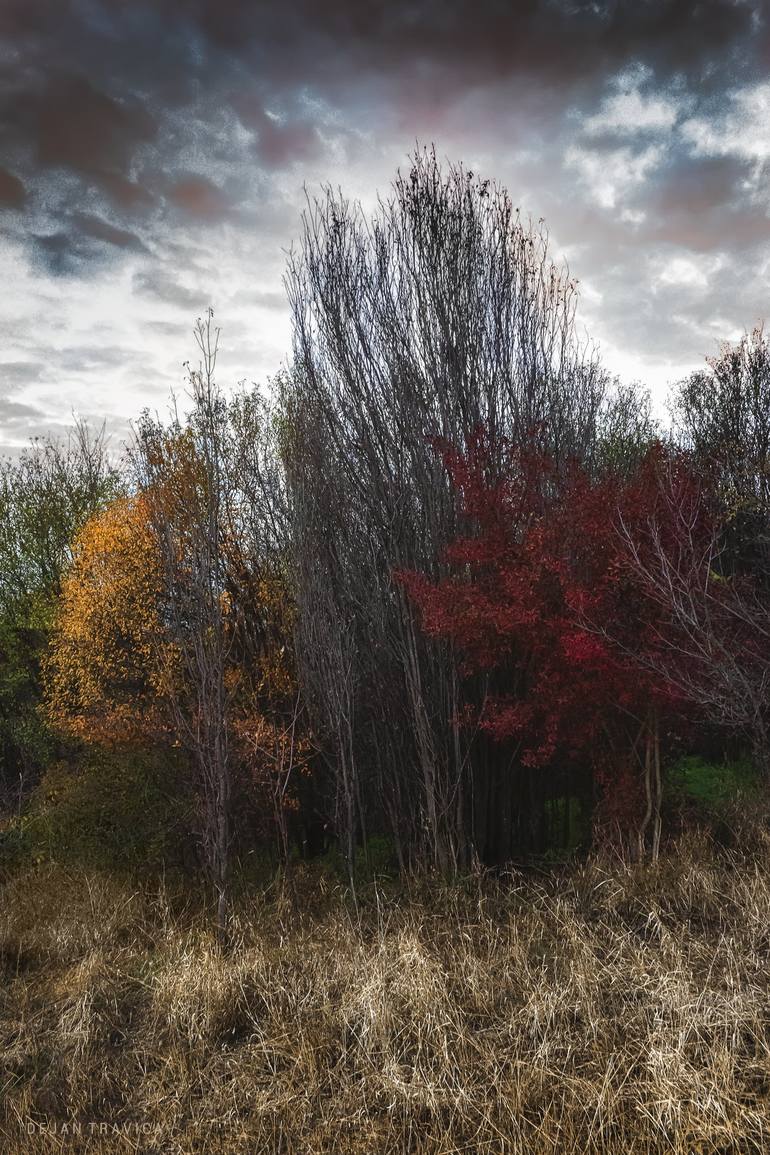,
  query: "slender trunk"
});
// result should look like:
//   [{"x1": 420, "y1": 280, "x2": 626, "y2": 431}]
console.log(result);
[
  {"x1": 651, "y1": 713, "x2": 662, "y2": 864},
  {"x1": 637, "y1": 723, "x2": 653, "y2": 864},
  {"x1": 636, "y1": 710, "x2": 661, "y2": 864}
]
